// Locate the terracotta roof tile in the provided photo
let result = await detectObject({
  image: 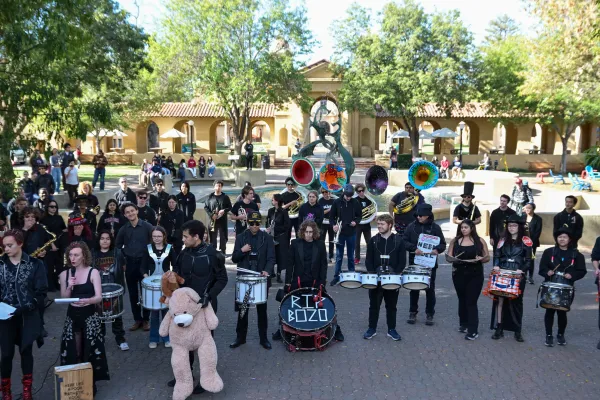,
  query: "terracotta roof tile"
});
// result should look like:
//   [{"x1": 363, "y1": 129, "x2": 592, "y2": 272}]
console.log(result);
[
  {"x1": 376, "y1": 102, "x2": 492, "y2": 119},
  {"x1": 148, "y1": 102, "x2": 275, "y2": 118}
]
